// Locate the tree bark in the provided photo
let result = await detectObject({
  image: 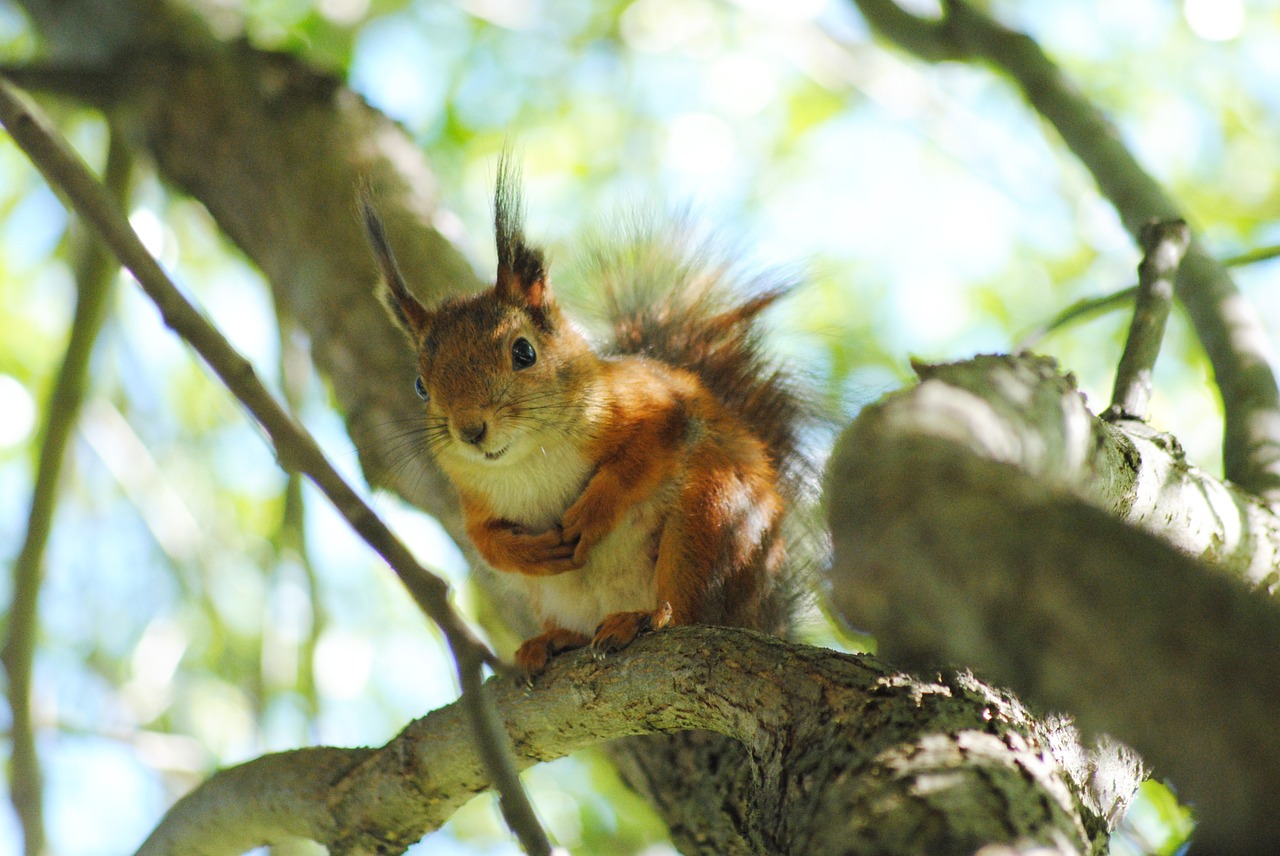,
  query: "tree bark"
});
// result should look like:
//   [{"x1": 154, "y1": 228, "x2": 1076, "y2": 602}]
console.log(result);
[
  {"x1": 135, "y1": 627, "x2": 1139, "y2": 855},
  {"x1": 827, "y1": 353, "x2": 1280, "y2": 852}
]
